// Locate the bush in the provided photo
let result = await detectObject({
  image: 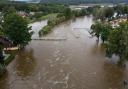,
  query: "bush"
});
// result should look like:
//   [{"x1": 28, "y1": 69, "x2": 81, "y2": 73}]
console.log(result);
[{"x1": 42, "y1": 25, "x2": 53, "y2": 34}]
